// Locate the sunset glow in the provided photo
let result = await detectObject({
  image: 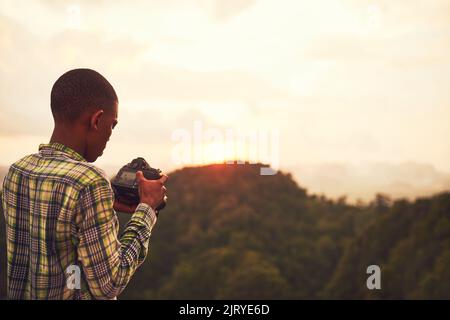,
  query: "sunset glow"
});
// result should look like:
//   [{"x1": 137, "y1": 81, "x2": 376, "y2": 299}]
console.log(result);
[{"x1": 1, "y1": 0, "x2": 449, "y2": 200}]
